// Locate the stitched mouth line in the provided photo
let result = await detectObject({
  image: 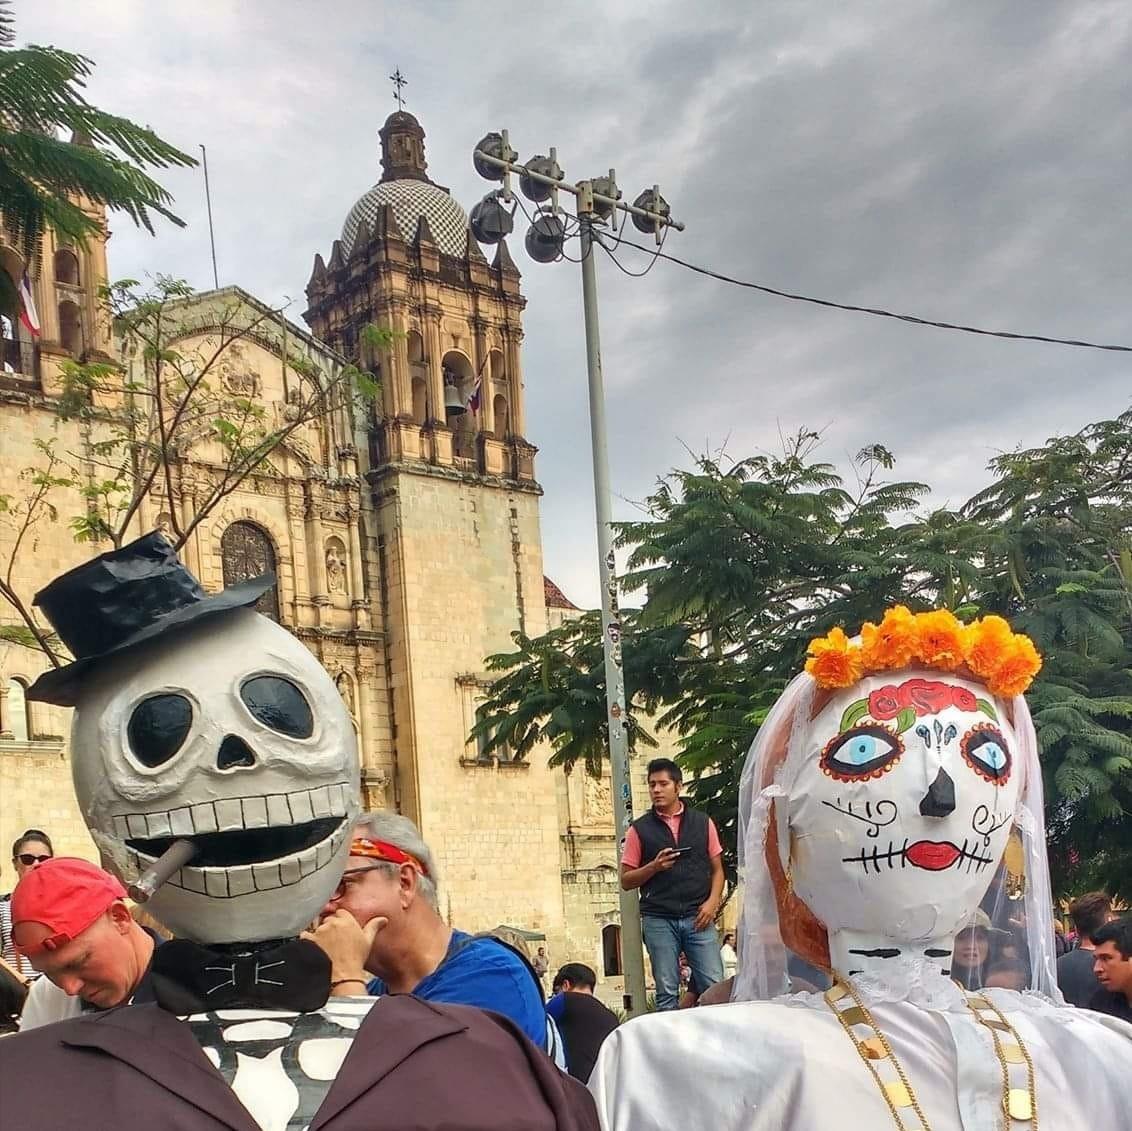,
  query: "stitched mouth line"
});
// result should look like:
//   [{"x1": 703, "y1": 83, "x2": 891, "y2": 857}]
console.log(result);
[
  {"x1": 126, "y1": 816, "x2": 343, "y2": 868},
  {"x1": 841, "y1": 837, "x2": 995, "y2": 875}
]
